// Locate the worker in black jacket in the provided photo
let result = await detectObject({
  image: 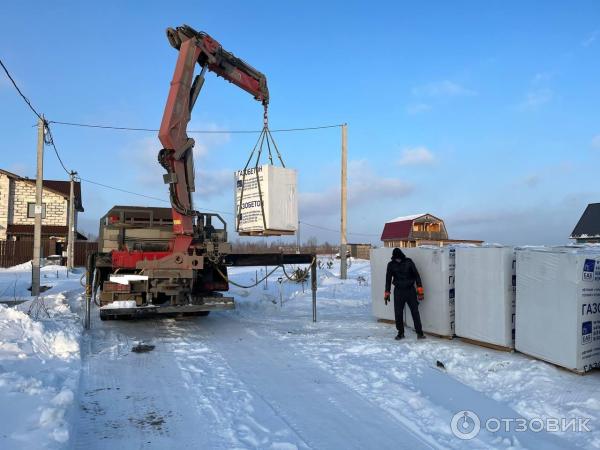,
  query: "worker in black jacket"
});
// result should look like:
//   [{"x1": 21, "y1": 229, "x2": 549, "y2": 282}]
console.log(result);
[{"x1": 384, "y1": 248, "x2": 425, "y2": 340}]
